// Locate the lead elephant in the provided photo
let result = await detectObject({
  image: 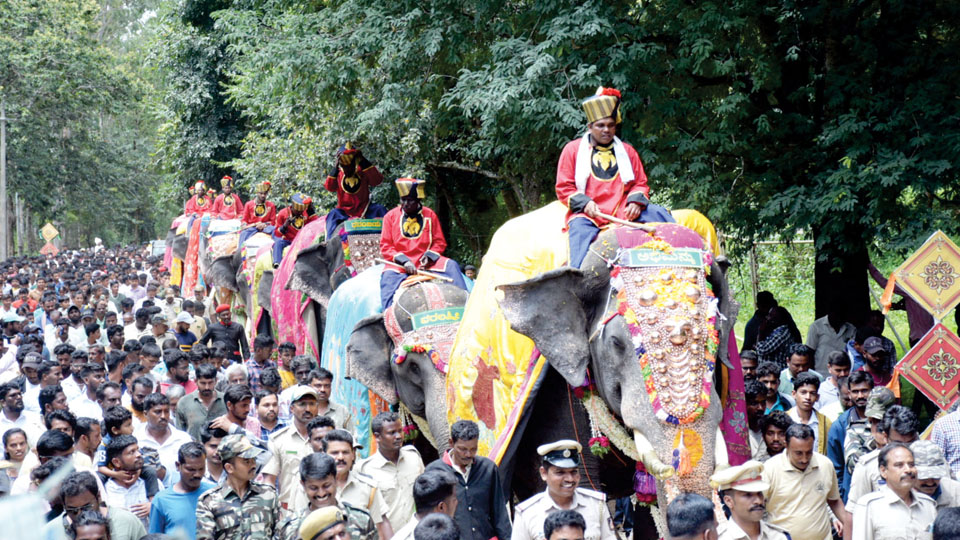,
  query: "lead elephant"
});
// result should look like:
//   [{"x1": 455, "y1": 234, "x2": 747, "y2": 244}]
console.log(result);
[
  {"x1": 497, "y1": 224, "x2": 737, "y2": 506},
  {"x1": 346, "y1": 280, "x2": 470, "y2": 456}
]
